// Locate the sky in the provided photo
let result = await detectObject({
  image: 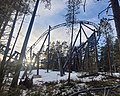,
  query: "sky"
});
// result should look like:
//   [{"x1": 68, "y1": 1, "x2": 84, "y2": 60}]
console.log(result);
[{"x1": 0, "y1": 0, "x2": 118, "y2": 59}]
